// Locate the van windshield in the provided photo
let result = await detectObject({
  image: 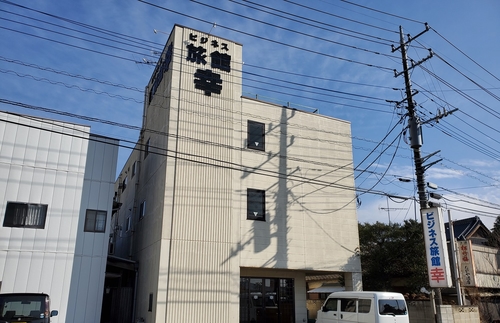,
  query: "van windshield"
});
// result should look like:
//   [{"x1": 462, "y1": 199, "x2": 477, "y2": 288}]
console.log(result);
[
  {"x1": 0, "y1": 294, "x2": 48, "y2": 320},
  {"x1": 378, "y1": 299, "x2": 407, "y2": 315}
]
